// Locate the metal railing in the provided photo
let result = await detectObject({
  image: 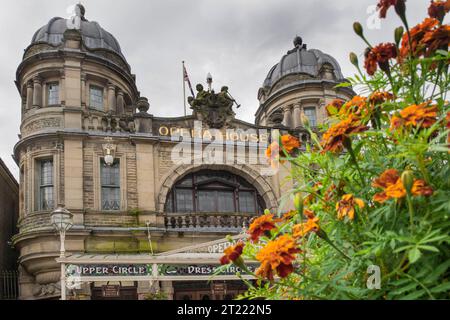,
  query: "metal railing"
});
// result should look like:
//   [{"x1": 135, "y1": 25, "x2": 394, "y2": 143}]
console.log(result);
[
  {"x1": 0, "y1": 270, "x2": 19, "y2": 300},
  {"x1": 165, "y1": 213, "x2": 254, "y2": 231}
]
